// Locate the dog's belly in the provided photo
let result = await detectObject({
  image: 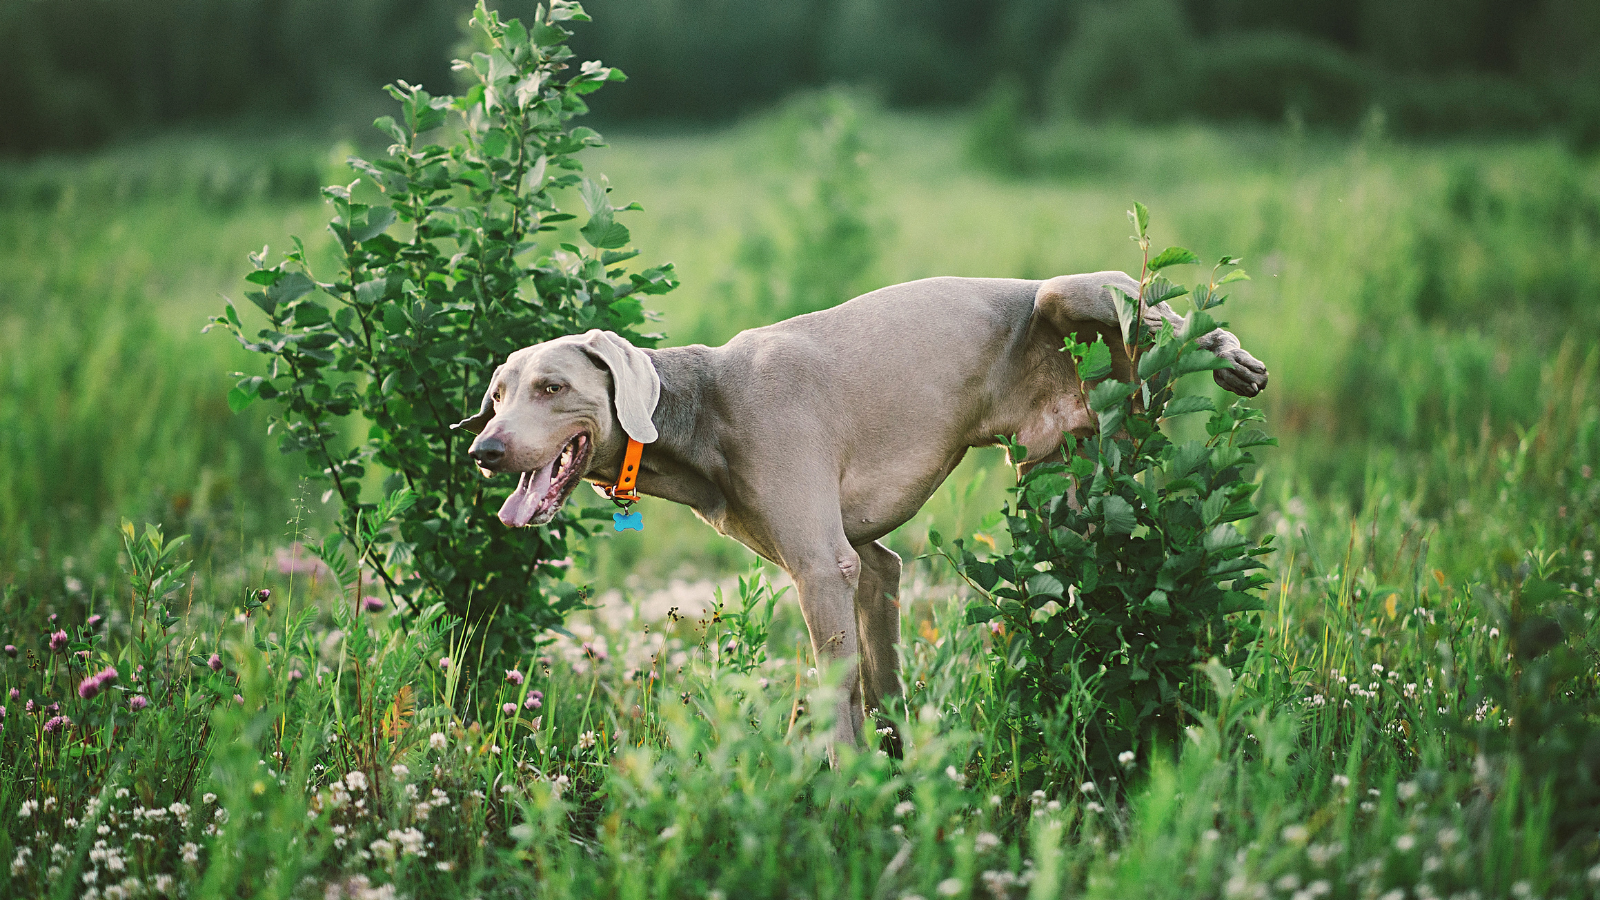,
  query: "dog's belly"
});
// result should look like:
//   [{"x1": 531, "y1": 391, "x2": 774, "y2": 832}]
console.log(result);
[{"x1": 838, "y1": 448, "x2": 967, "y2": 544}]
